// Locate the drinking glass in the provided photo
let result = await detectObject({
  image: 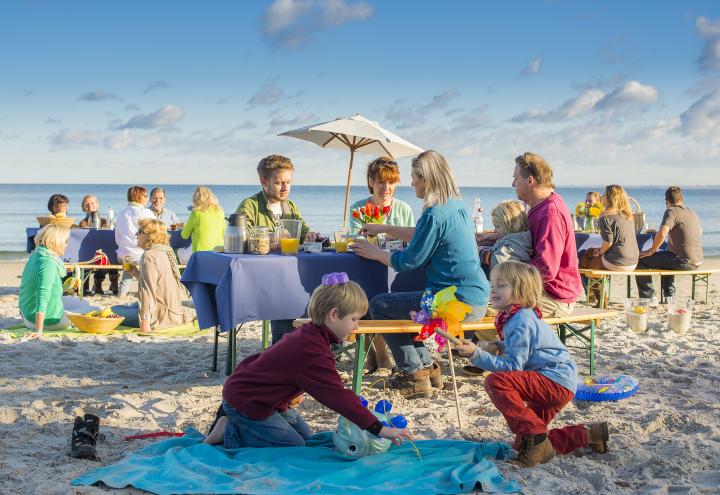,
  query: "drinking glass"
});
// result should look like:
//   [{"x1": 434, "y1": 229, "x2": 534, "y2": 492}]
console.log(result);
[
  {"x1": 280, "y1": 219, "x2": 302, "y2": 255},
  {"x1": 334, "y1": 230, "x2": 349, "y2": 253}
]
